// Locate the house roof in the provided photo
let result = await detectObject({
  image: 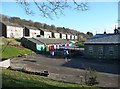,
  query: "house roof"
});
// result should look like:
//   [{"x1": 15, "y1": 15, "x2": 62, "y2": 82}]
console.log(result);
[
  {"x1": 25, "y1": 25, "x2": 38, "y2": 30},
  {"x1": 84, "y1": 34, "x2": 120, "y2": 44},
  {"x1": 39, "y1": 28, "x2": 50, "y2": 32},
  {"x1": 50, "y1": 30, "x2": 59, "y2": 33},
  {"x1": 35, "y1": 38, "x2": 70, "y2": 45},
  {"x1": 22, "y1": 37, "x2": 43, "y2": 45},
  {"x1": 1, "y1": 21, "x2": 23, "y2": 28}
]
